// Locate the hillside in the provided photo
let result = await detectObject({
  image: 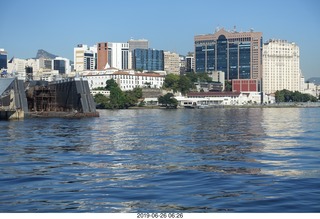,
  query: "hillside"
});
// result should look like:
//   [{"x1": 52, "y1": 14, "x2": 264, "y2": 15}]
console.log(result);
[{"x1": 35, "y1": 49, "x2": 58, "y2": 59}]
